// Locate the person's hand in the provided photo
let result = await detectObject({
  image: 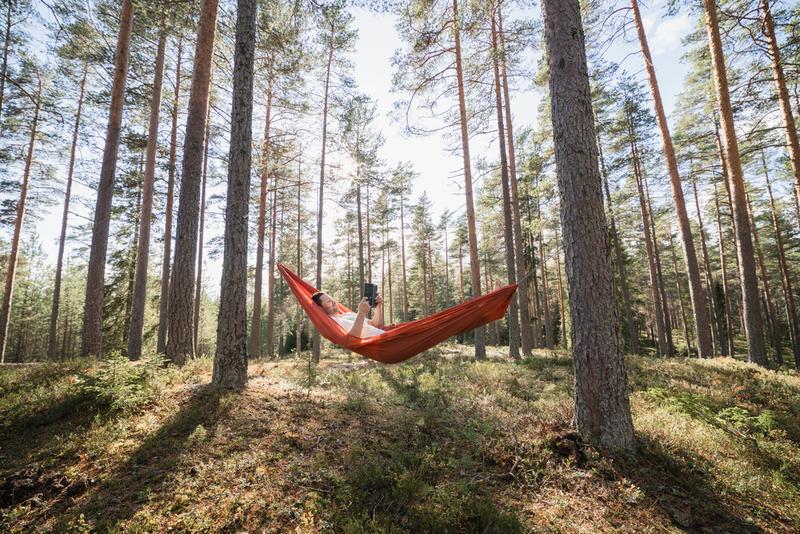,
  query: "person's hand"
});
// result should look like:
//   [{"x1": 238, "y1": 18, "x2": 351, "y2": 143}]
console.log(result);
[
  {"x1": 357, "y1": 297, "x2": 370, "y2": 315},
  {"x1": 374, "y1": 293, "x2": 383, "y2": 306}
]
